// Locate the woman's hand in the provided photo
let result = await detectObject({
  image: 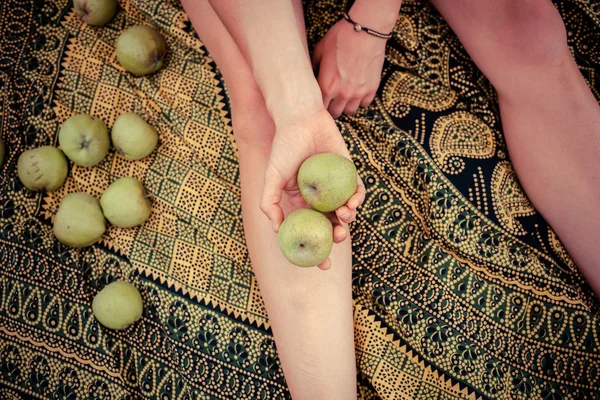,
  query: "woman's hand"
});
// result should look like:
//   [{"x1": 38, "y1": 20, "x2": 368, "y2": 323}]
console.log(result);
[
  {"x1": 312, "y1": 0, "x2": 402, "y2": 118},
  {"x1": 260, "y1": 107, "x2": 366, "y2": 270},
  {"x1": 312, "y1": 20, "x2": 386, "y2": 118}
]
